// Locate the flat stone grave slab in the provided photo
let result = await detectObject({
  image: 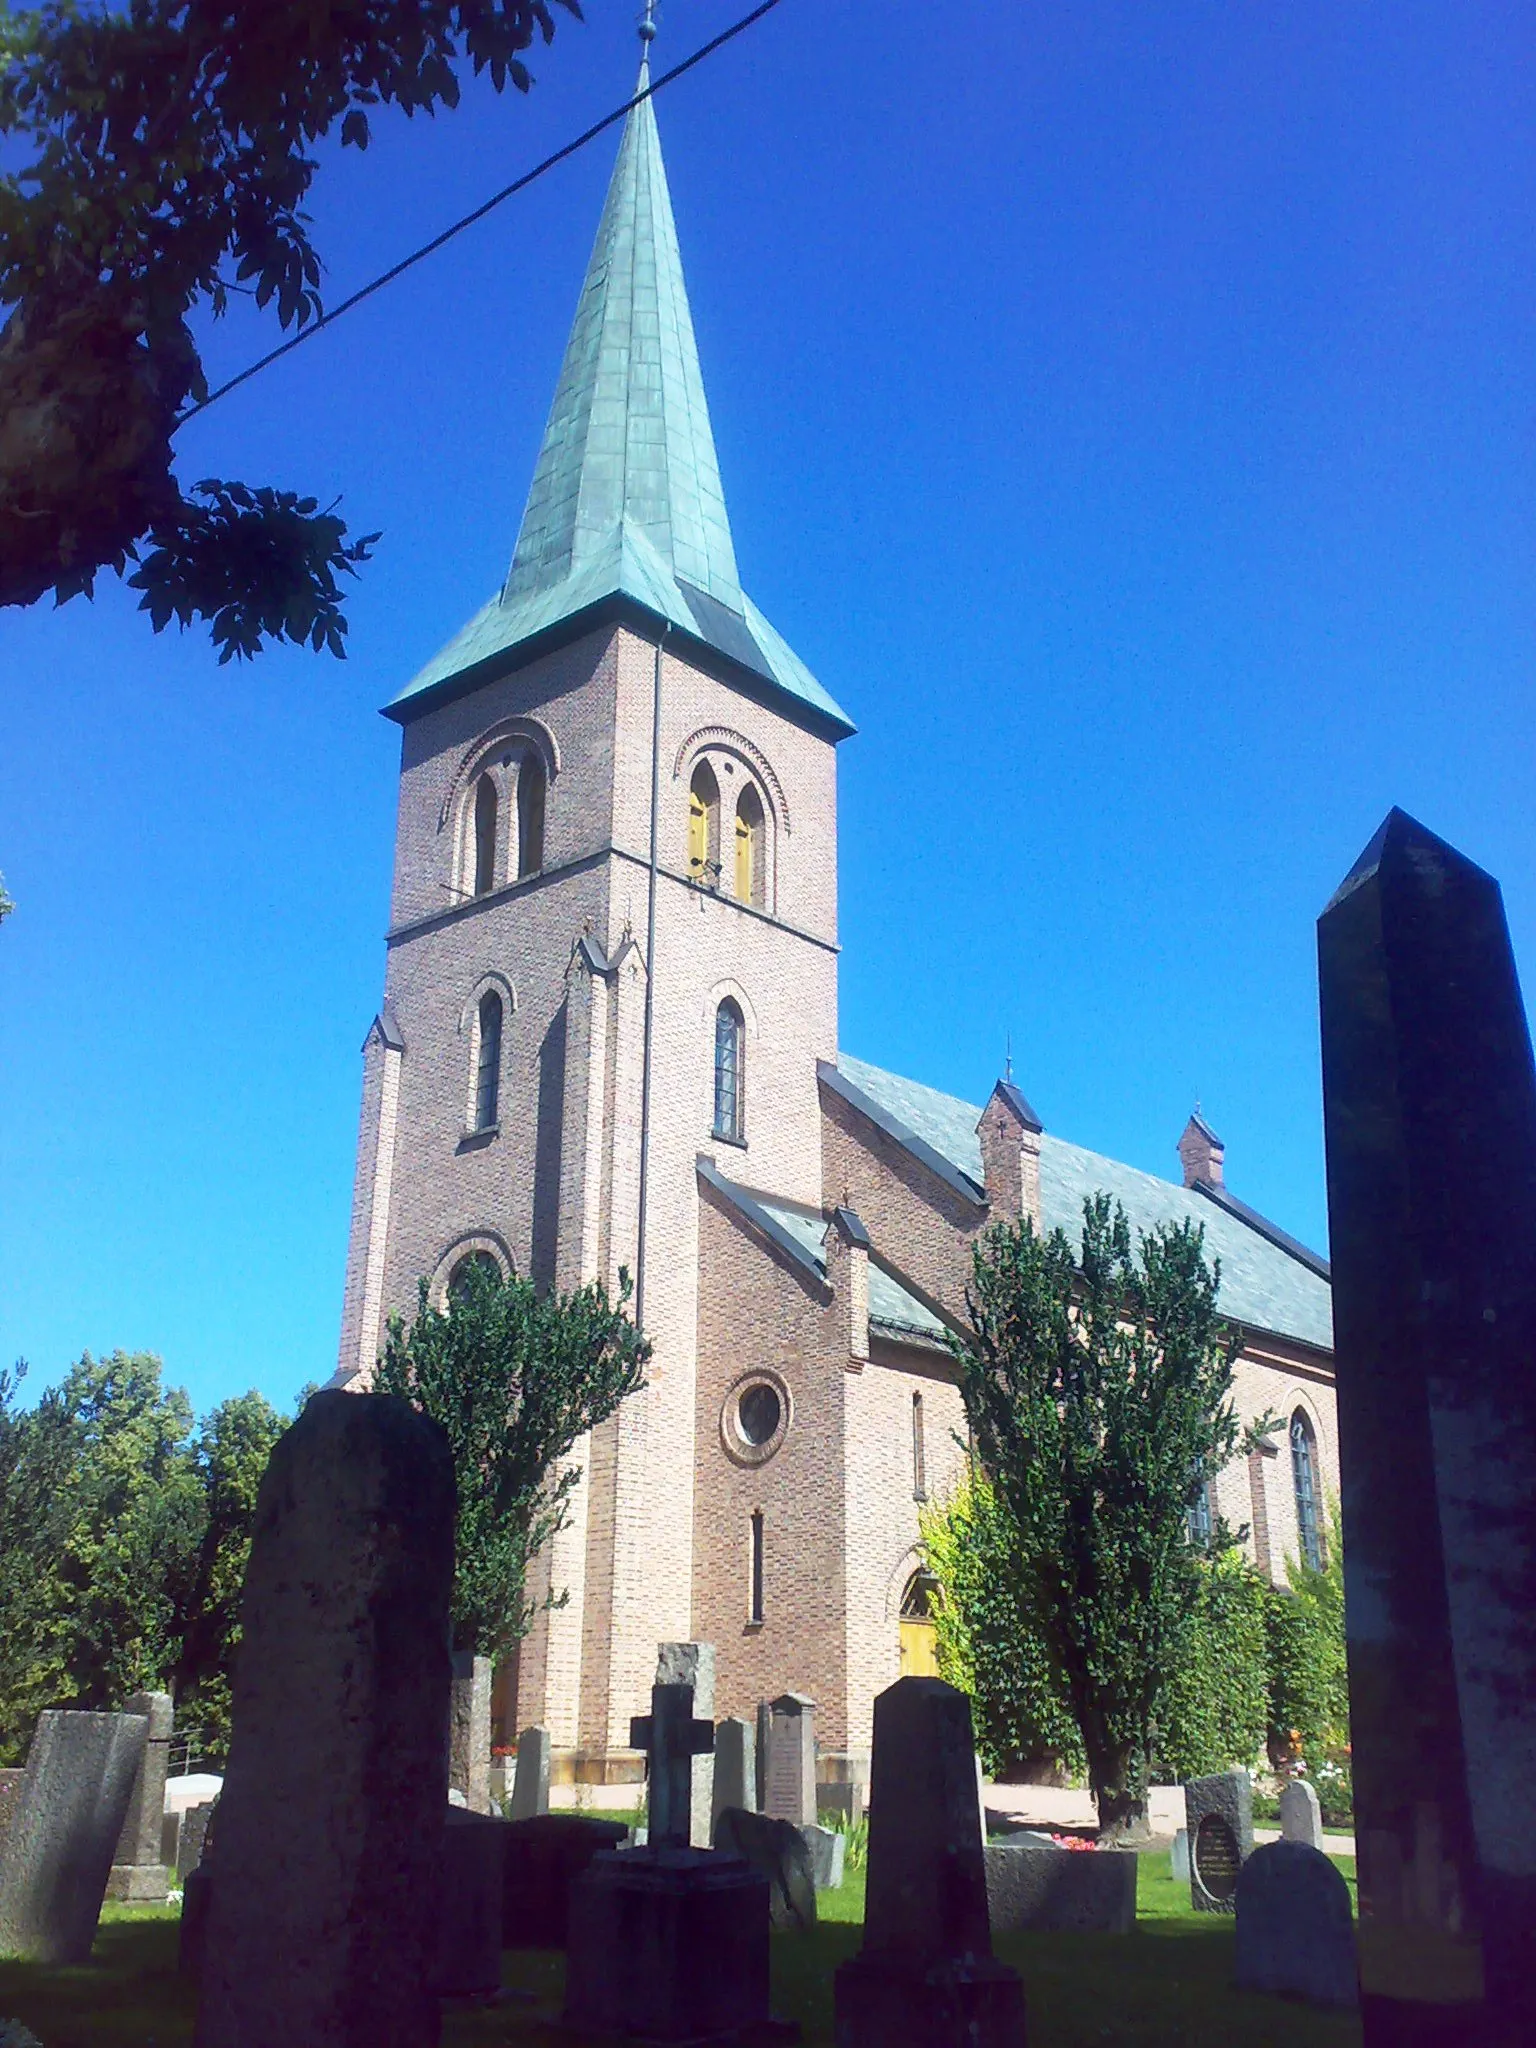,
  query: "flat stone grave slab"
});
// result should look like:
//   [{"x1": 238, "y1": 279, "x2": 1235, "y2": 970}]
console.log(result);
[{"x1": 984, "y1": 1843, "x2": 1137, "y2": 1934}]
